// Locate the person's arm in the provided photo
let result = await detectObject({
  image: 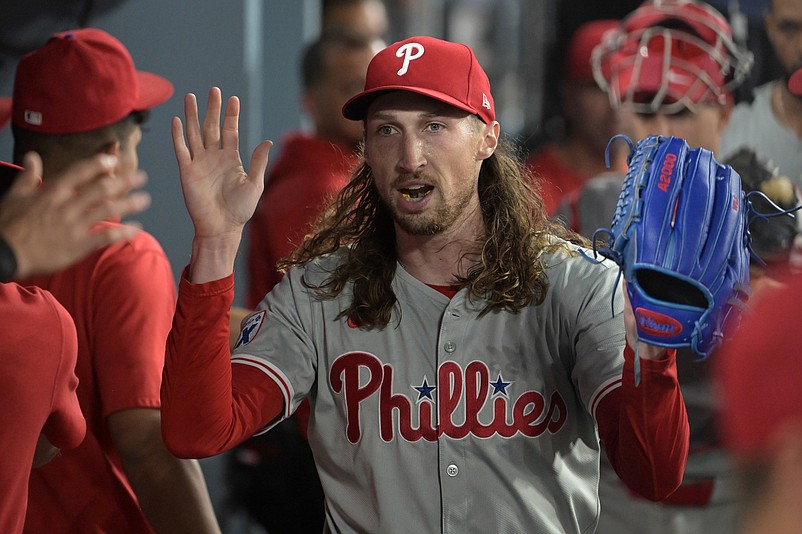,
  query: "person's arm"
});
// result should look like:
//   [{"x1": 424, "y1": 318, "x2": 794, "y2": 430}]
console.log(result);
[
  {"x1": 0, "y1": 152, "x2": 151, "y2": 280},
  {"x1": 595, "y1": 289, "x2": 689, "y2": 501},
  {"x1": 108, "y1": 408, "x2": 220, "y2": 534},
  {"x1": 161, "y1": 271, "x2": 284, "y2": 459},
  {"x1": 162, "y1": 87, "x2": 281, "y2": 457},
  {"x1": 170, "y1": 87, "x2": 271, "y2": 283},
  {"x1": 596, "y1": 343, "x2": 687, "y2": 500}
]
